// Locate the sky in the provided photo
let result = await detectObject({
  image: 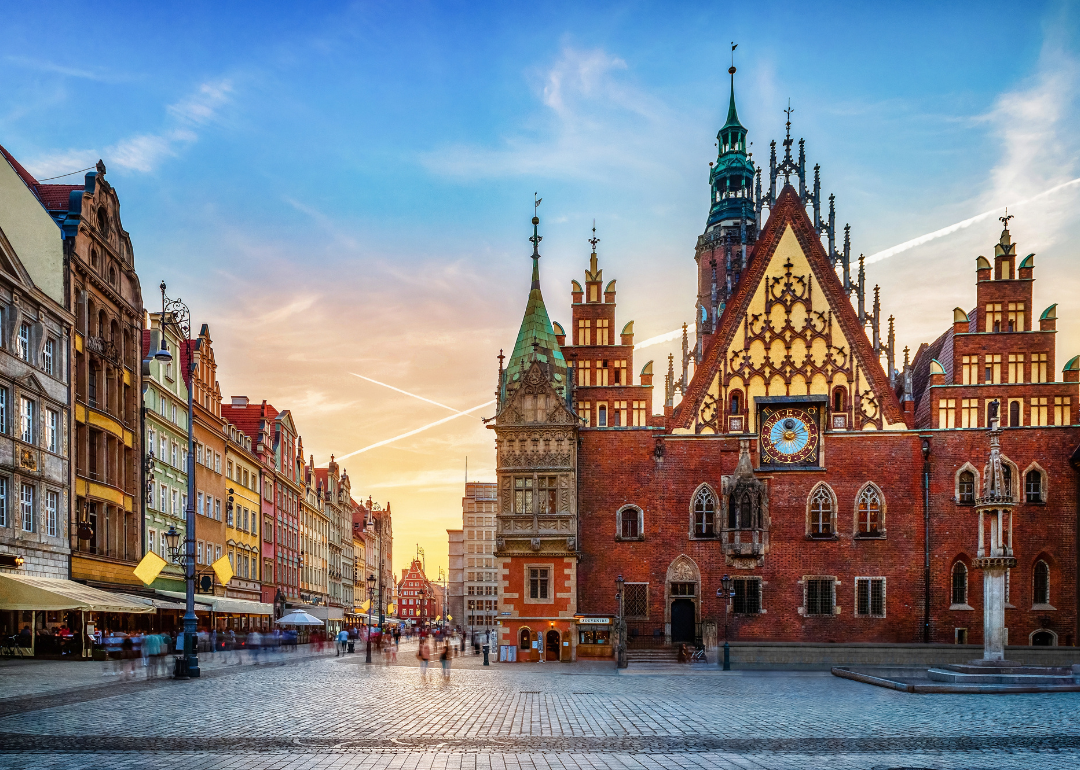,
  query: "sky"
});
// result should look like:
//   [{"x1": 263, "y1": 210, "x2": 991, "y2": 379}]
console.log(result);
[{"x1": 2, "y1": 1, "x2": 1079, "y2": 582}]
